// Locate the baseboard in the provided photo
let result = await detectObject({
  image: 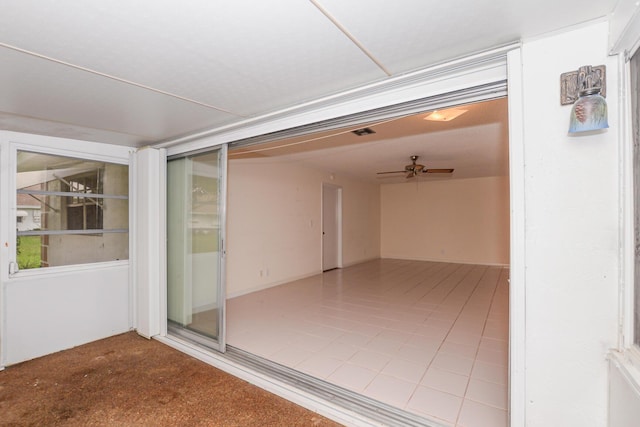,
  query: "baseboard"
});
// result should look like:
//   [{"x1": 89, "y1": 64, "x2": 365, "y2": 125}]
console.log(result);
[
  {"x1": 193, "y1": 303, "x2": 217, "y2": 313},
  {"x1": 226, "y1": 270, "x2": 323, "y2": 299},
  {"x1": 340, "y1": 256, "x2": 381, "y2": 268},
  {"x1": 380, "y1": 254, "x2": 510, "y2": 267},
  {"x1": 227, "y1": 257, "x2": 508, "y2": 300}
]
